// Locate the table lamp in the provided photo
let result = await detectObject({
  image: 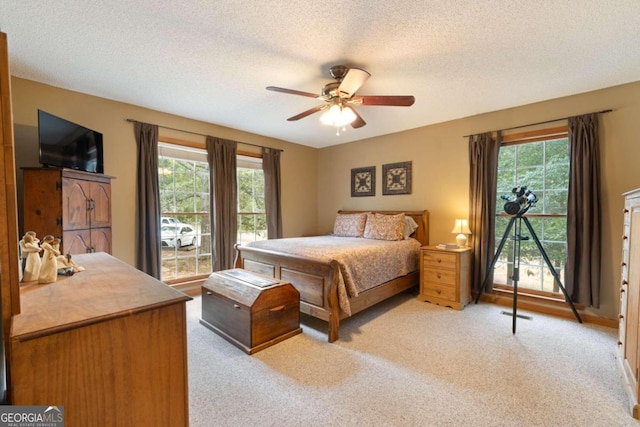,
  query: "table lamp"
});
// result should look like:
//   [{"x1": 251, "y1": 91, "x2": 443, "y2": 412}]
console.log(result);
[{"x1": 451, "y1": 219, "x2": 472, "y2": 247}]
